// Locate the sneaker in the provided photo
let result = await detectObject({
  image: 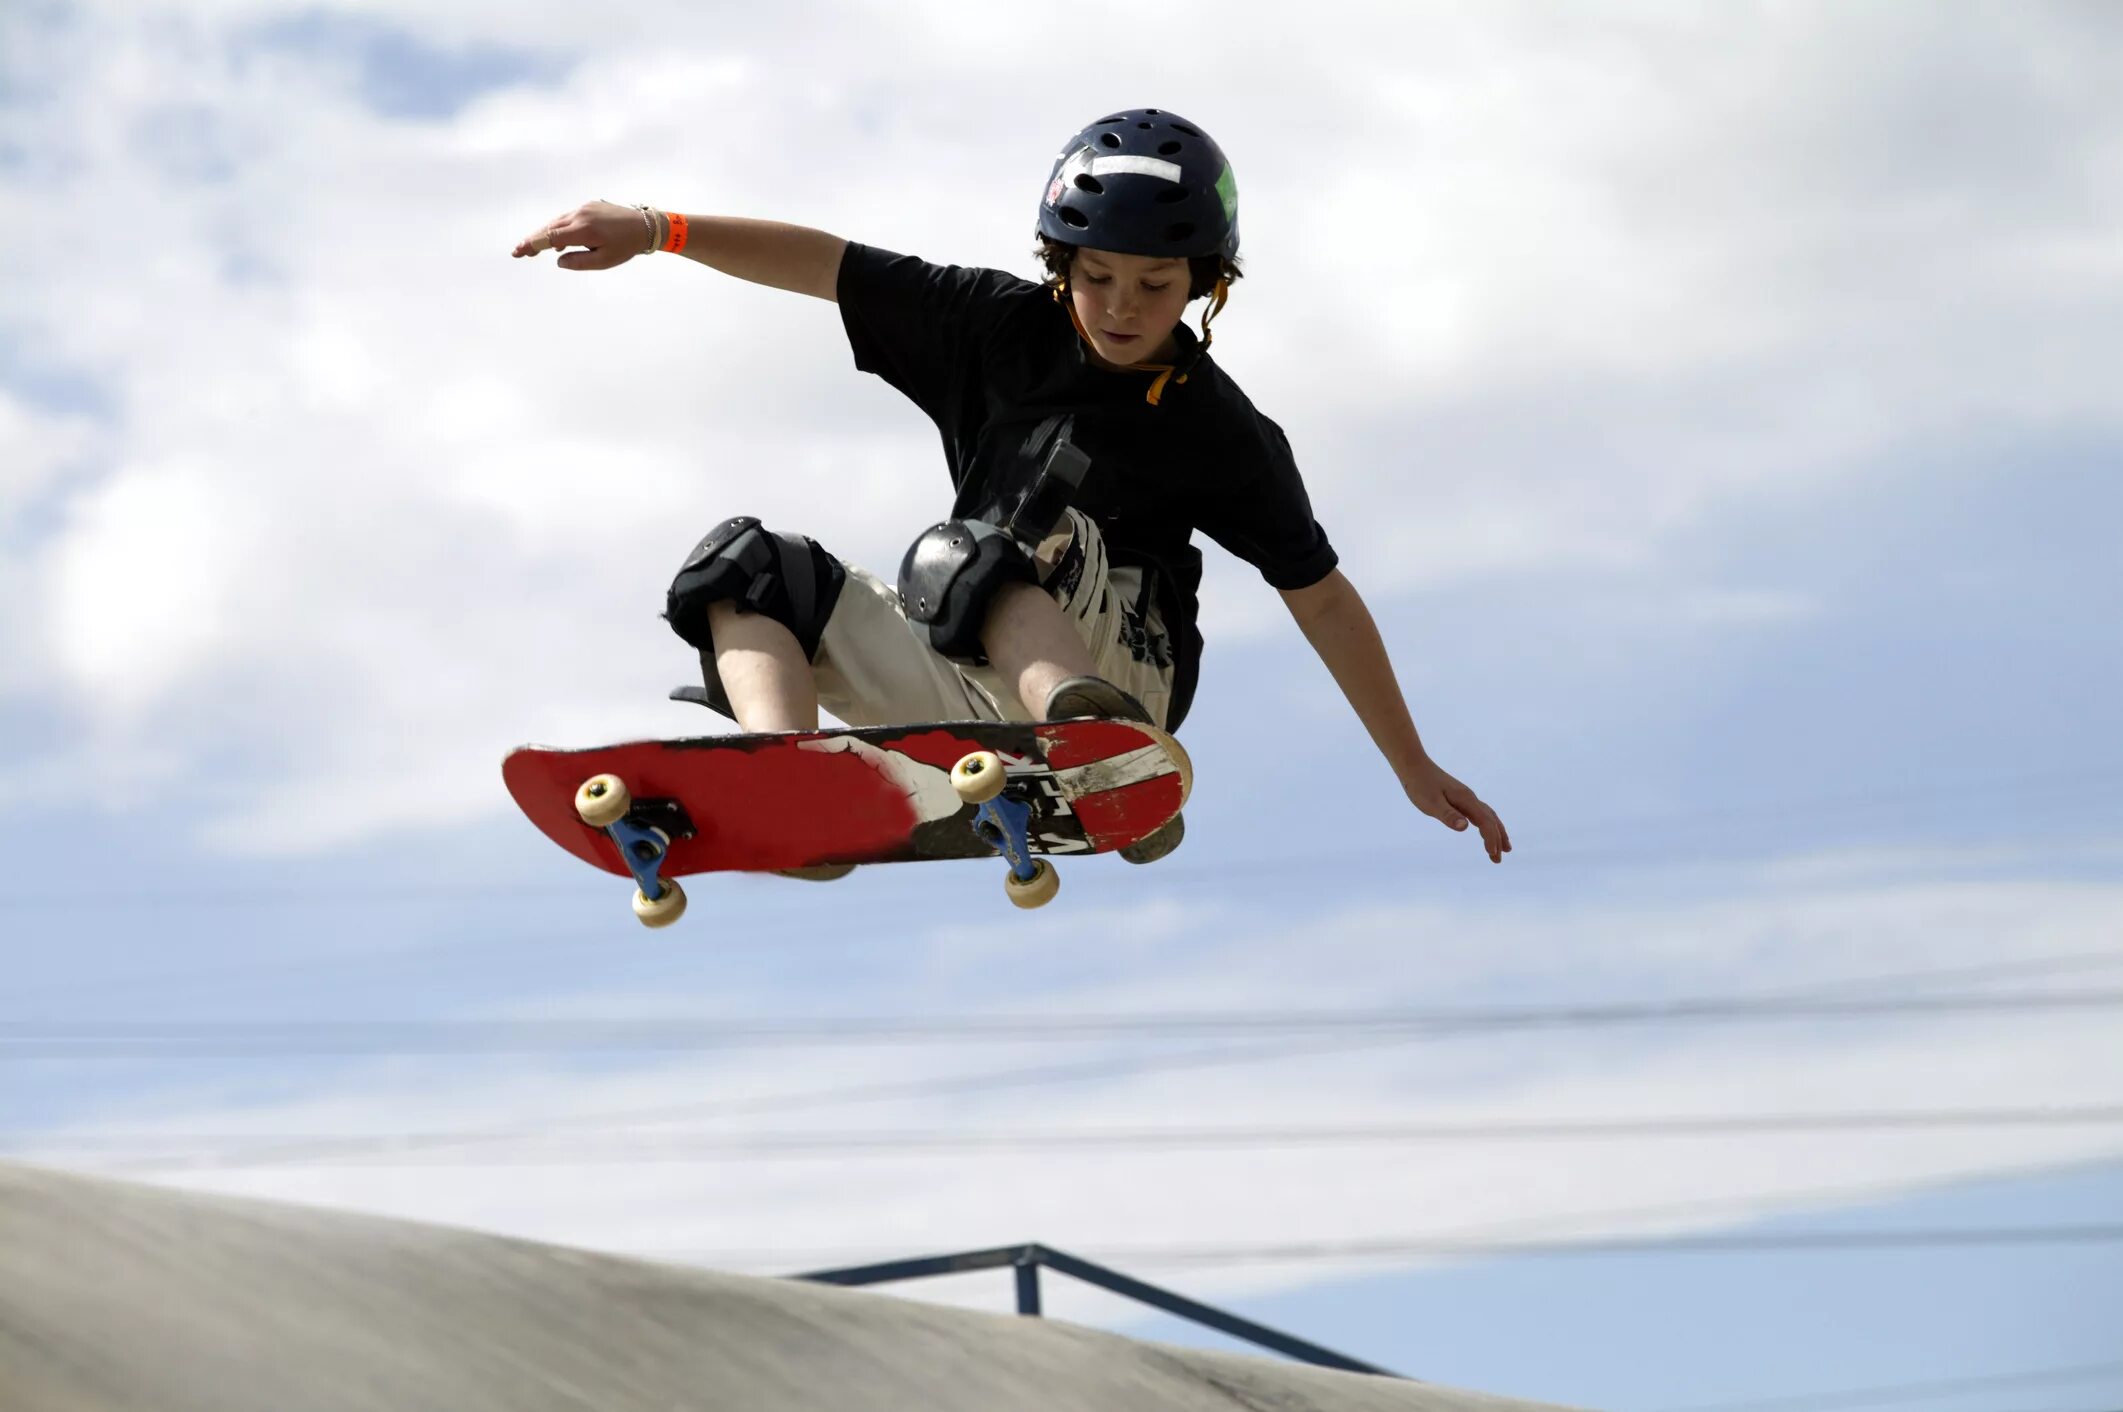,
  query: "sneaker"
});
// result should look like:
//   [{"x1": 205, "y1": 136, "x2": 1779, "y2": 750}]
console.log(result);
[
  {"x1": 772, "y1": 863, "x2": 858, "y2": 882},
  {"x1": 1118, "y1": 810, "x2": 1184, "y2": 865},
  {"x1": 1041, "y1": 675, "x2": 1184, "y2": 865},
  {"x1": 1042, "y1": 674, "x2": 1153, "y2": 725}
]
